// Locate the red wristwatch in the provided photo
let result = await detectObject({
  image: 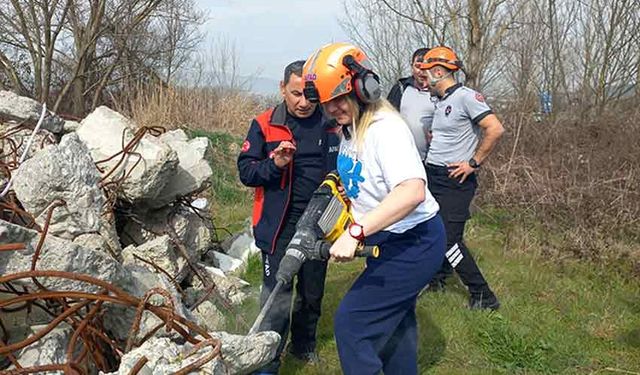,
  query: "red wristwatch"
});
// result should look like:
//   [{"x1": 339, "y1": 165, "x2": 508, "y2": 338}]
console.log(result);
[{"x1": 348, "y1": 222, "x2": 365, "y2": 241}]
